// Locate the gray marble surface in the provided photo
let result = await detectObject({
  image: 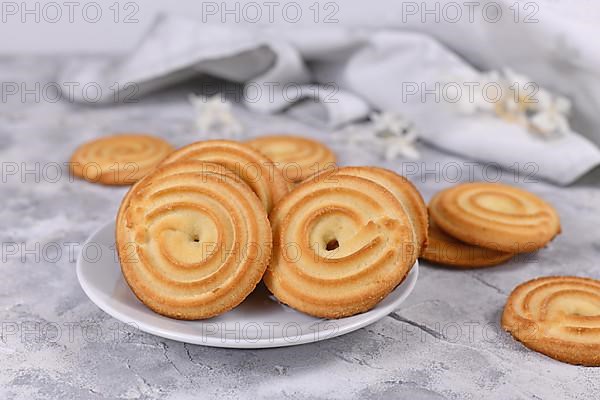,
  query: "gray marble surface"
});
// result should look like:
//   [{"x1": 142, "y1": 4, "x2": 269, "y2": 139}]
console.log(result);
[{"x1": 1, "y1": 56, "x2": 599, "y2": 399}]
